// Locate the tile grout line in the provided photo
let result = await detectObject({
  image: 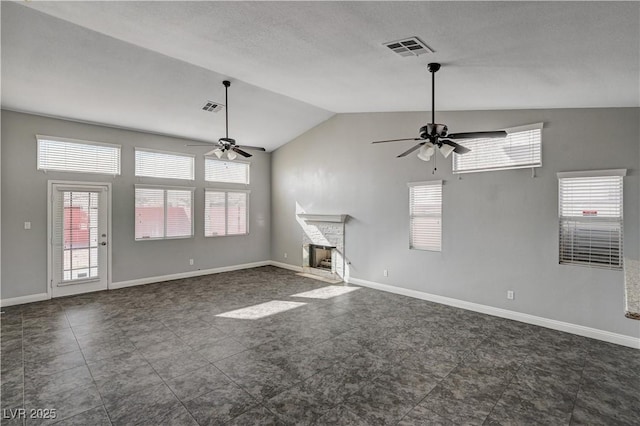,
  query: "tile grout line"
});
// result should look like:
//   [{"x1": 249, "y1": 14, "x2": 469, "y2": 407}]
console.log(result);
[
  {"x1": 22, "y1": 310, "x2": 26, "y2": 426},
  {"x1": 64, "y1": 308, "x2": 113, "y2": 426},
  {"x1": 393, "y1": 332, "x2": 485, "y2": 425},
  {"x1": 567, "y1": 345, "x2": 589, "y2": 425},
  {"x1": 480, "y1": 349, "x2": 528, "y2": 425}
]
